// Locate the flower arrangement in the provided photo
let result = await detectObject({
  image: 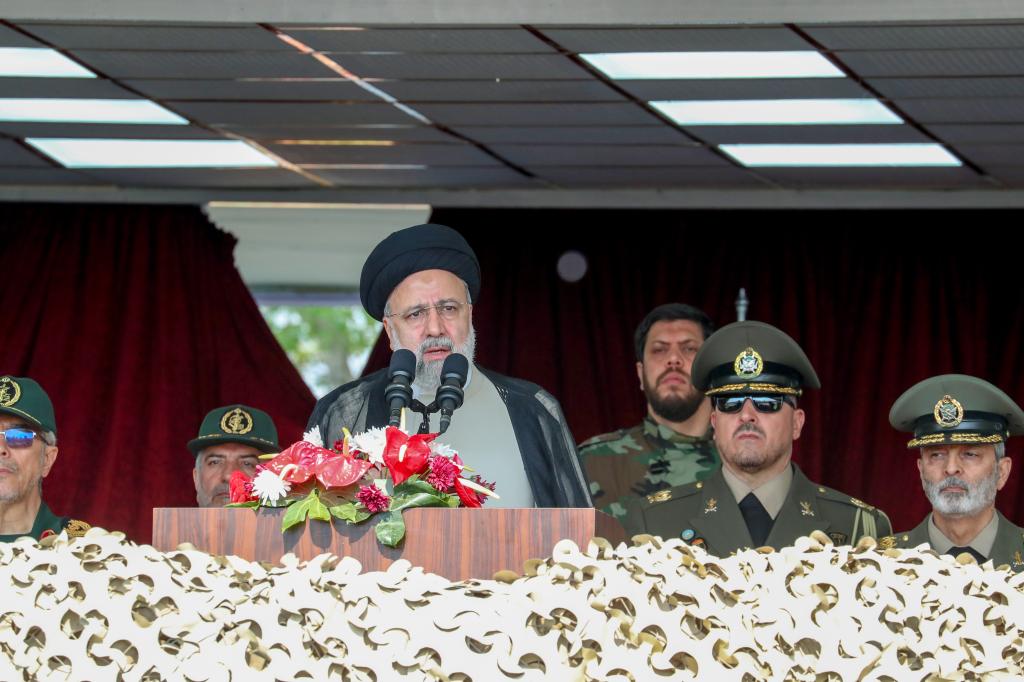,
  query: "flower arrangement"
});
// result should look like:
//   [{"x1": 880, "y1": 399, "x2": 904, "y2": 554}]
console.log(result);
[{"x1": 228, "y1": 424, "x2": 497, "y2": 547}]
